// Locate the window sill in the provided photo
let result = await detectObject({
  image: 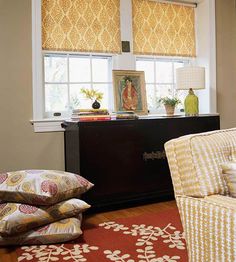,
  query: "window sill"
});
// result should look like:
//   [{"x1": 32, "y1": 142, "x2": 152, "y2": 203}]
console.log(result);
[{"x1": 30, "y1": 118, "x2": 65, "y2": 132}]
